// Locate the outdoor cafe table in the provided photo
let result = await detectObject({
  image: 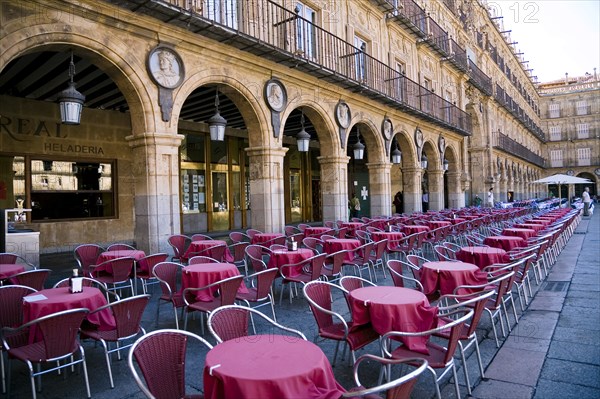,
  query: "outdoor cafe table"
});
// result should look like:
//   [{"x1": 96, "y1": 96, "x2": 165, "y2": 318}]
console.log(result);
[
  {"x1": 203, "y1": 334, "x2": 345, "y2": 399},
  {"x1": 323, "y1": 238, "x2": 360, "y2": 262},
  {"x1": 304, "y1": 227, "x2": 332, "y2": 238},
  {"x1": 97, "y1": 249, "x2": 146, "y2": 264},
  {"x1": 181, "y1": 263, "x2": 248, "y2": 302},
  {"x1": 23, "y1": 287, "x2": 116, "y2": 341},
  {"x1": 349, "y1": 286, "x2": 438, "y2": 354},
  {"x1": 502, "y1": 228, "x2": 537, "y2": 240},
  {"x1": 339, "y1": 222, "x2": 363, "y2": 237},
  {"x1": 182, "y1": 240, "x2": 233, "y2": 263},
  {"x1": 427, "y1": 220, "x2": 452, "y2": 229},
  {"x1": 251, "y1": 233, "x2": 285, "y2": 246},
  {"x1": 456, "y1": 246, "x2": 510, "y2": 269},
  {"x1": 402, "y1": 225, "x2": 430, "y2": 236},
  {"x1": 421, "y1": 261, "x2": 488, "y2": 296},
  {"x1": 0, "y1": 264, "x2": 26, "y2": 280},
  {"x1": 514, "y1": 223, "x2": 545, "y2": 232},
  {"x1": 370, "y1": 231, "x2": 404, "y2": 250},
  {"x1": 267, "y1": 248, "x2": 314, "y2": 277},
  {"x1": 483, "y1": 235, "x2": 527, "y2": 251}
]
